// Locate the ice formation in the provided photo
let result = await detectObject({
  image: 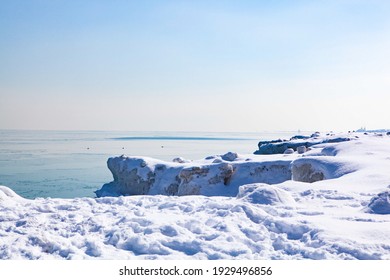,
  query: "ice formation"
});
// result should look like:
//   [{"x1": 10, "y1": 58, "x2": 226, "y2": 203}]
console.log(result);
[
  {"x1": 95, "y1": 153, "x2": 293, "y2": 197},
  {"x1": 95, "y1": 134, "x2": 357, "y2": 197}
]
